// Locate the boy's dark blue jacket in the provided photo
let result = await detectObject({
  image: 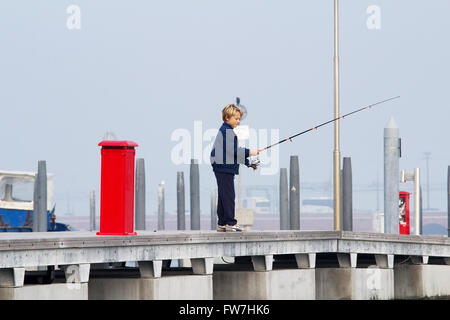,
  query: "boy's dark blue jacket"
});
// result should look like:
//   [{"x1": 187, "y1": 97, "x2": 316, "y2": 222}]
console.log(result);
[{"x1": 210, "y1": 122, "x2": 250, "y2": 175}]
